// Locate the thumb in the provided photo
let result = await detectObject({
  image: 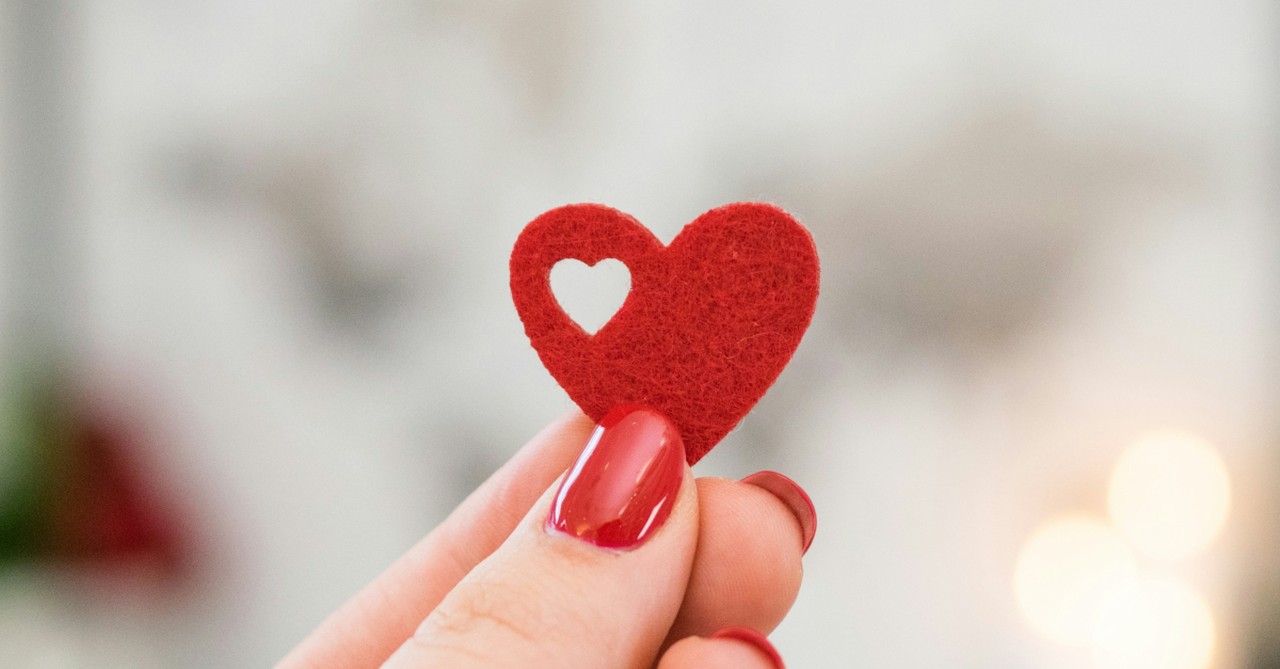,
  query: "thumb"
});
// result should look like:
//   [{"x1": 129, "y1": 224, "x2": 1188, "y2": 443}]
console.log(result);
[{"x1": 381, "y1": 406, "x2": 698, "y2": 669}]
